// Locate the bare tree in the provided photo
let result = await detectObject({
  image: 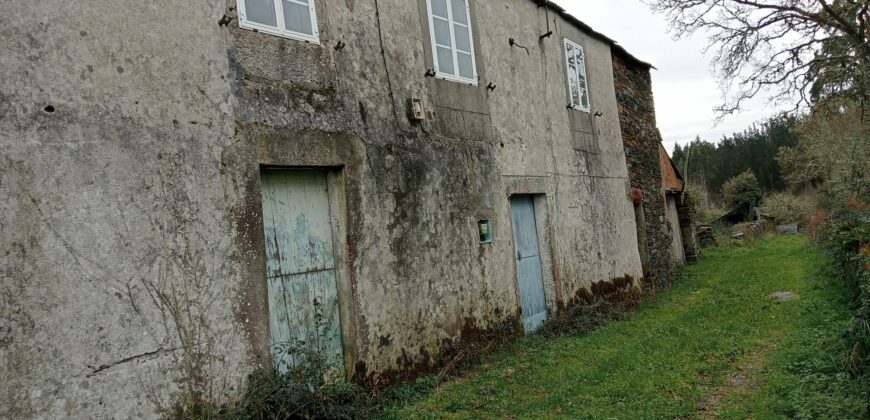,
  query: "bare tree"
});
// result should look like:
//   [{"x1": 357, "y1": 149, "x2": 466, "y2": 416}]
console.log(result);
[{"x1": 646, "y1": 0, "x2": 870, "y2": 115}]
